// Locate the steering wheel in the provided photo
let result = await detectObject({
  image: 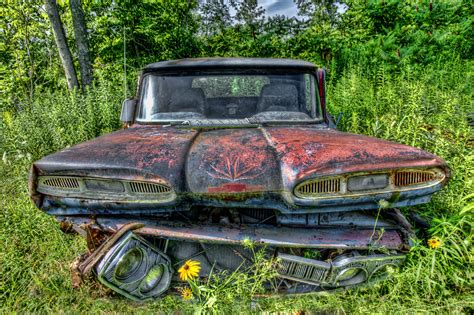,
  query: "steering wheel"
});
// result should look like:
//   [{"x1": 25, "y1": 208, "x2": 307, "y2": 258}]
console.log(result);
[{"x1": 226, "y1": 103, "x2": 239, "y2": 117}]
